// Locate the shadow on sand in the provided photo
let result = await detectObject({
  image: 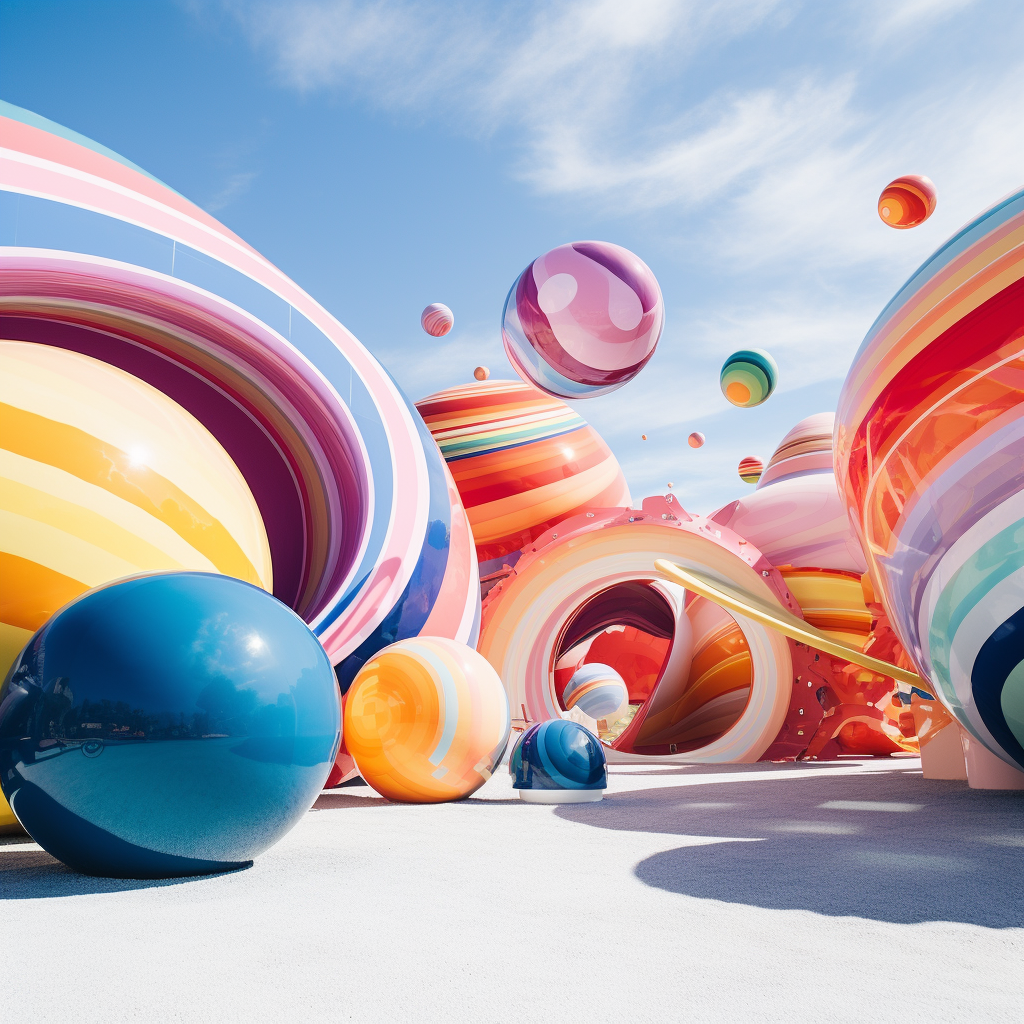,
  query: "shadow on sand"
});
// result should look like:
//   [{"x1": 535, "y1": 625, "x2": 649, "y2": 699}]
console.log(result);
[
  {"x1": 556, "y1": 764, "x2": 1024, "y2": 927},
  {"x1": 0, "y1": 836, "x2": 249, "y2": 899}
]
